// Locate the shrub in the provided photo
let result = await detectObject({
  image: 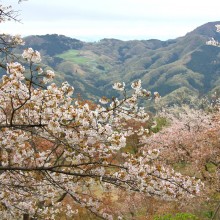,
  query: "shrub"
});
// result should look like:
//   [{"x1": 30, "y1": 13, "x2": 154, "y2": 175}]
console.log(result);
[{"x1": 154, "y1": 212, "x2": 199, "y2": 220}]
